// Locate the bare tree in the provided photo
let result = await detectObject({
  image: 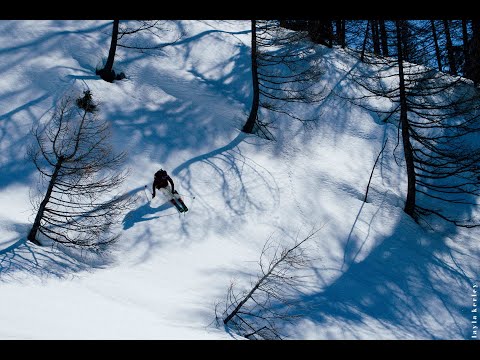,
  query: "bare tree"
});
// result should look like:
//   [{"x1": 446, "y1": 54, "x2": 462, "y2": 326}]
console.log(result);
[
  {"x1": 466, "y1": 20, "x2": 480, "y2": 86},
  {"x1": 97, "y1": 20, "x2": 178, "y2": 82},
  {"x1": 371, "y1": 20, "x2": 381, "y2": 56},
  {"x1": 217, "y1": 227, "x2": 322, "y2": 340},
  {"x1": 242, "y1": 20, "x2": 325, "y2": 140},
  {"x1": 336, "y1": 20, "x2": 346, "y2": 48},
  {"x1": 462, "y1": 19, "x2": 470, "y2": 74},
  {"x1": 342, "y1": 20, "x2": 480, "y2": 226},
  {"x1": 308, "y1": 20, "x2": 333, "y2": 48},
  {"x1": 431, "y1": 20, "x2": 443, "y2": 71},
  {"x1": 360, "y1": 20, "x2": 370, "y2": 61},
  {"x1": 379, "y1": 20, "x2": 389, "y2": 56},
  {"x1": 242, "y1": 20, "x2": 260, "y2": 134},
  {"x1": 395, "y1": 20, "x2": 417, "y2": 216},
  {"x1": 27, "y1": 90, "x2": 134, "y2": 248},
  {"x1": 443, "y1": 20, "x2": 458, "y2": 75},
  {"x1": 97, "y1": 19, "x2": 120, "y2": 82}
]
